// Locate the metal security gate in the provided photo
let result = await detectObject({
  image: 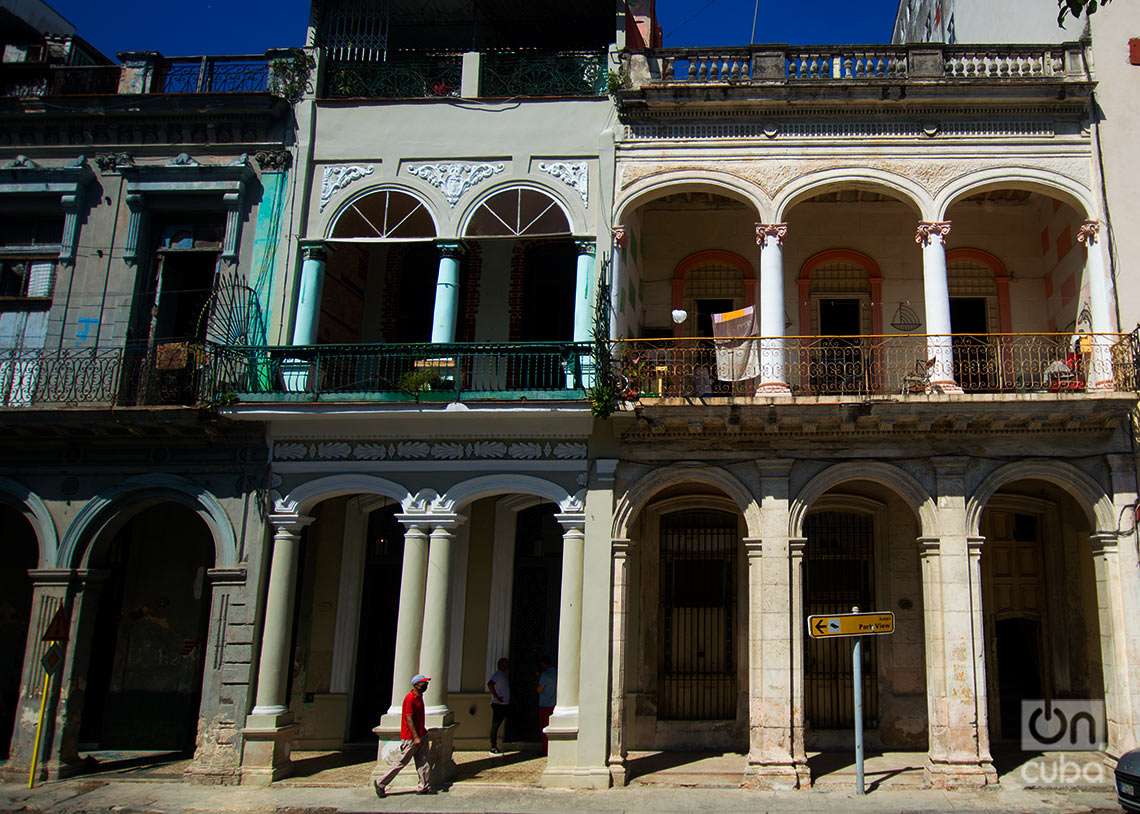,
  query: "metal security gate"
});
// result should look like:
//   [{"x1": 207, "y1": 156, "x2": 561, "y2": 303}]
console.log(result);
[
  {"x1": 659, "y1": 510, "x2": 737, "y2": 721},
  {"x1": 804, "y1": 511, "x2": 879, "y2": 729}
]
